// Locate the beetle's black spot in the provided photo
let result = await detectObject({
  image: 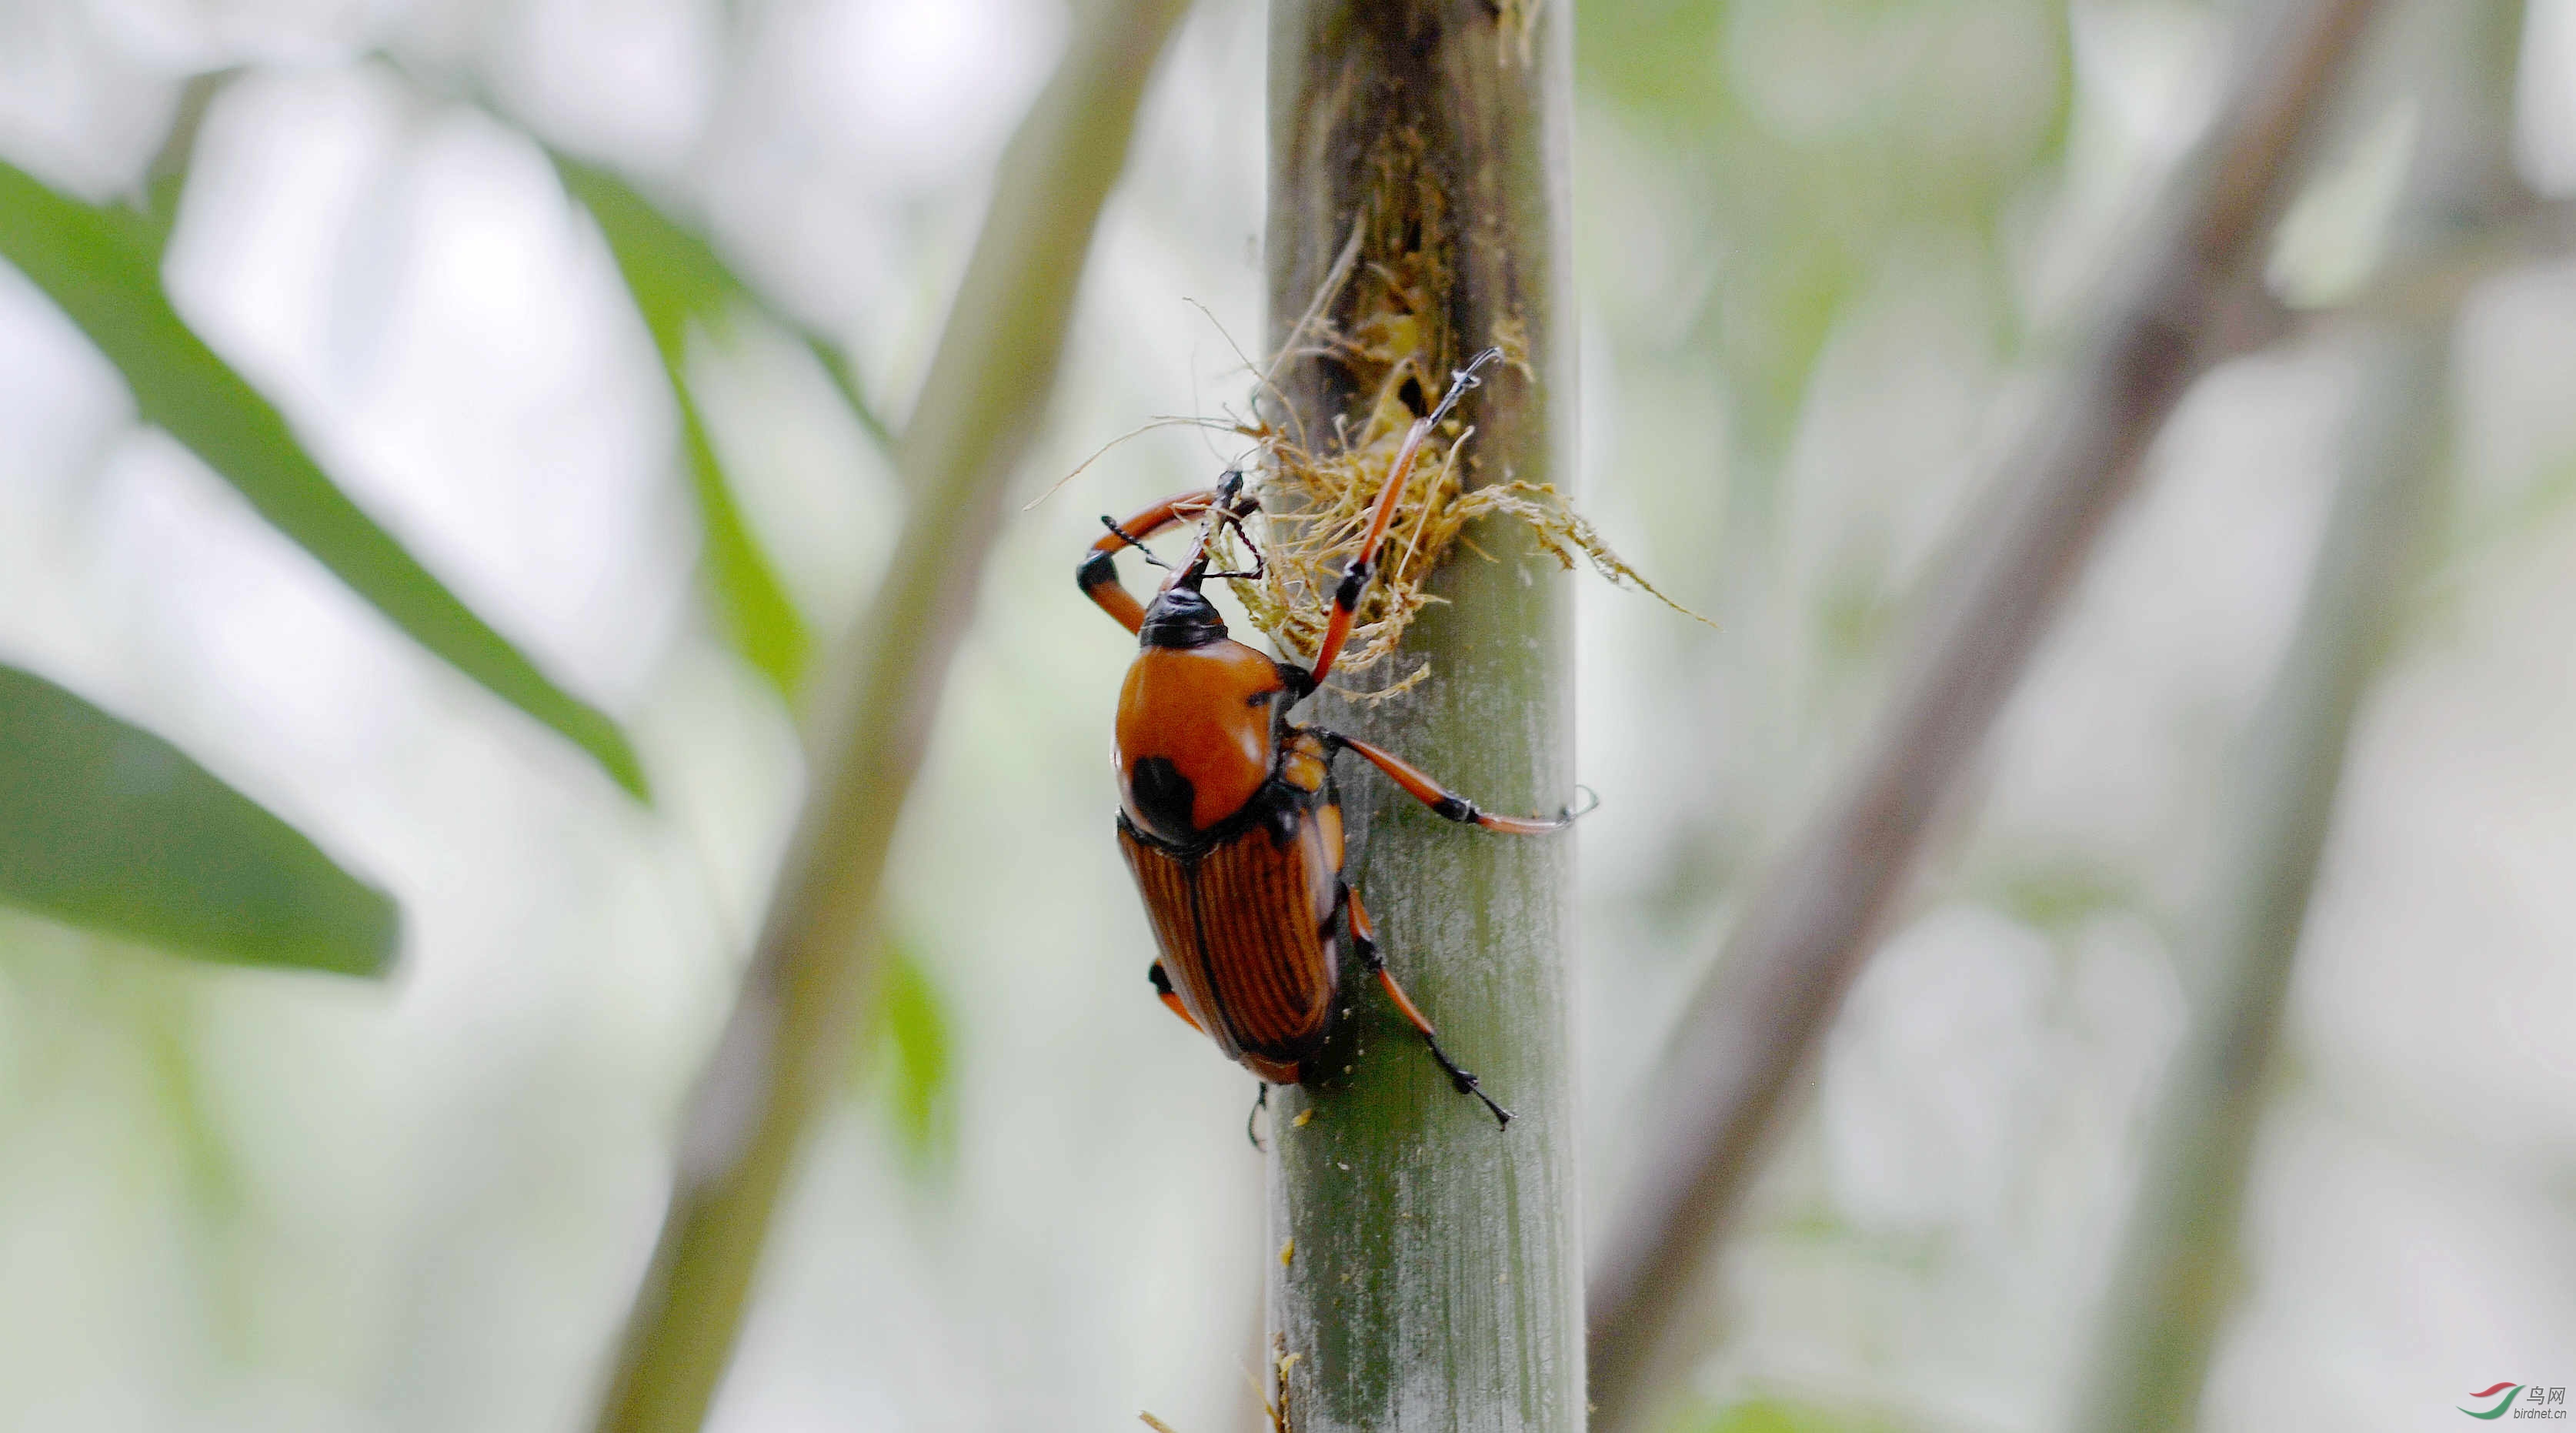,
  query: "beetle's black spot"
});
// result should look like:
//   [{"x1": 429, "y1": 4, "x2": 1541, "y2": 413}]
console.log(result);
[
  {"x1": 1270, "y1": 800, "x2": 1303, "y2": 849},
  {"x1": 1433, "y1": 794, "x2": 1476, "y2": 823},
  {"x1": 1129, "y1": 757, "x2": 1197, "y2": 840},
  {"x1": 1077, "y1": 547, "x2": 1117, "y2": 591}
]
